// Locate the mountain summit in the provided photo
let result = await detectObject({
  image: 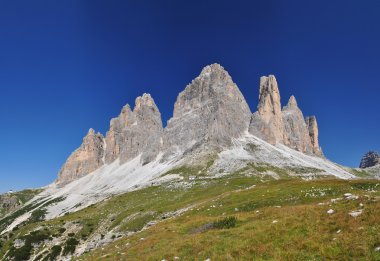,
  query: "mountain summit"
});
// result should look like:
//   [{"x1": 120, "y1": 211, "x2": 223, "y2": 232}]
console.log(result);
[
  {"x1": 164, "y1": 63, "x2": 252, "y2": 158},
  {"x1": 360, "y1": 151, "x2": 380, "y2": 168},
  {"x1": 56, "y1": 64, "x2": 327, "y2": 185}
]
